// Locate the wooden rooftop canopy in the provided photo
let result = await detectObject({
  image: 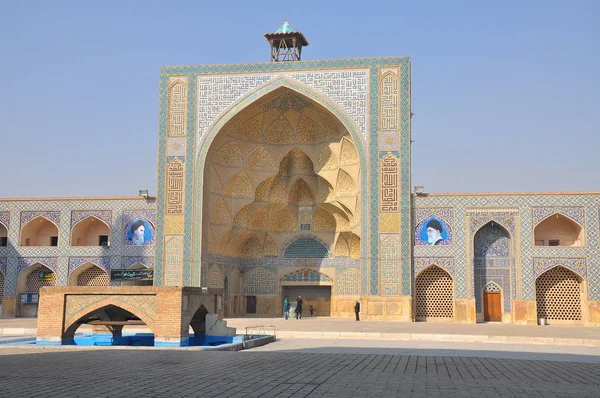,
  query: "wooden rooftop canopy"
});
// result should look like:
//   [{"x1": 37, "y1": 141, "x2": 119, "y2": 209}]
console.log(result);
[{"x1": 264, "y1": 21, "x2": 309, "y2": 62}]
